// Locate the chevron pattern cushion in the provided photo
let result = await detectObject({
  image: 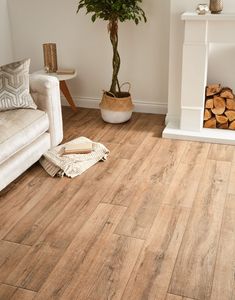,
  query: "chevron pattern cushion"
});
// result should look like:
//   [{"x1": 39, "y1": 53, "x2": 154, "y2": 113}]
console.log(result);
[{"x1": 0, "y1": 59, "x2": 37, "y2": 111}]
